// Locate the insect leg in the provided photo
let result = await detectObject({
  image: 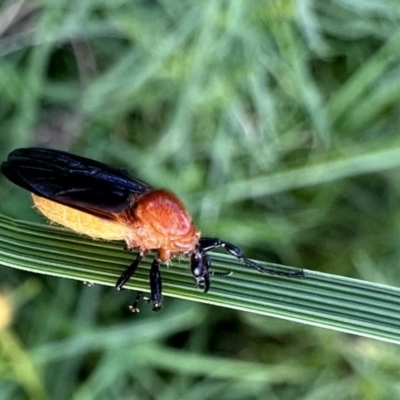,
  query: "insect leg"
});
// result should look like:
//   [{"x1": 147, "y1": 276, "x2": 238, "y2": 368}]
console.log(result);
[
  {"x1": 199, "y1": 237, "x2": 304, "y2": 278},
  {"x1": 149, "y1": 259, "x2": 163, "y2": 311},
  {"x1": 115, "y1": 253, "x2": 143, "y2": 291},
  {"x1": 129, "y1": 292, "x2": 143, "y2": 313}
]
